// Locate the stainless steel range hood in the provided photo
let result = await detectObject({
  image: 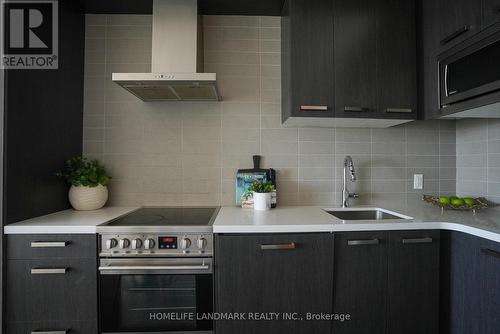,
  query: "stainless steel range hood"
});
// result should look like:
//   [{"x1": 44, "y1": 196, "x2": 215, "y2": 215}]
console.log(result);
[{"x1": 112, "y1": 0, "x2": 220, "y2": 101}]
